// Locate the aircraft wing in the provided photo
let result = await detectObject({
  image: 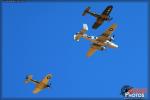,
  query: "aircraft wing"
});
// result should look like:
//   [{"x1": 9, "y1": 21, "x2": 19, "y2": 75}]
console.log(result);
[
  {"x1": 92, "y1": 20, "x2": 104, "y2": 29},
  {"x1": 102, "y1": 5, "x2": 113, "y2": 15},
  {"x1": 33, "y1": 87, "x2": 42, "y2": 94},
  {"x1": 41, "y1": 74, "x2": 52, "y2": 85},
  {"x1": 86, "y1": 44, "x2": 100, "y2": 57},
  {"x1": 96, "y1": 24, "x2": 117, "y2": 42}
]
